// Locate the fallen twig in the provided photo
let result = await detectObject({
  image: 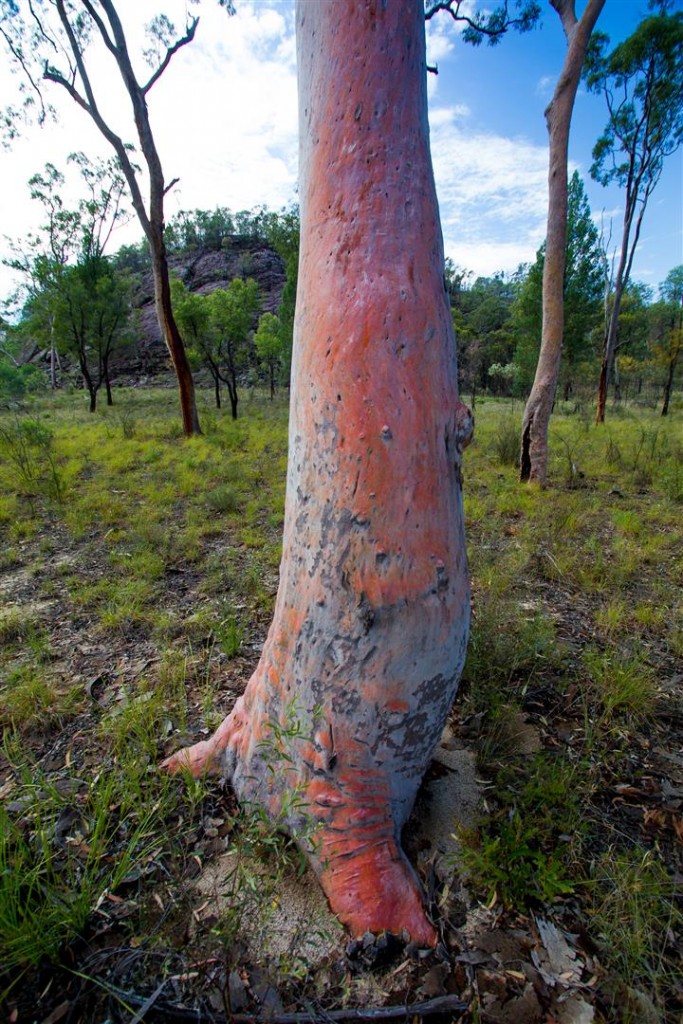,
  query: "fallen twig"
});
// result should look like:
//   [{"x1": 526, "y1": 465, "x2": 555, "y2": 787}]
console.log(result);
[
  {"x1": 93, "y1": 978, "x2": 468, "y2": 1024},
  {"x1": 226, "y1": 994, "x2": 469, "y2": 1023}
]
